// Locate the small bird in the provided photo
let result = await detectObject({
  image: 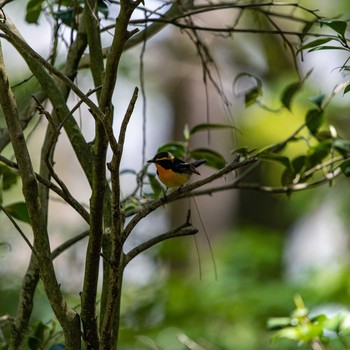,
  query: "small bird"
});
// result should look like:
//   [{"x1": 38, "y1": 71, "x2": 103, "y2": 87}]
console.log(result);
[{"x1": 147, "y1": 151, "x2": 206, "y2": 188}]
